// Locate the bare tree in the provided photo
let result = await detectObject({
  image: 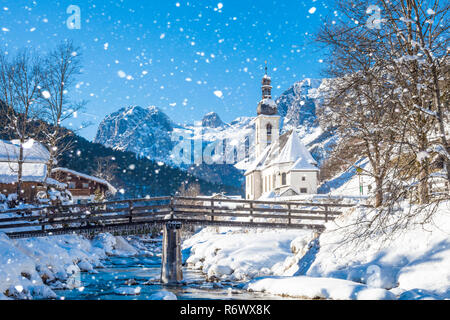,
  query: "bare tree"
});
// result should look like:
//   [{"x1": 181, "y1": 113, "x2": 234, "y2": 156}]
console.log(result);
[
  {"x1": 317, "y1": 0, "x2": 448, "y2": 202},
  {"x1": 40, "y1": 41, "x2": 86, "y2": 184},
  {"x1": 93, "y1": 156, "x2": 118, "y2": 182},
  {"x1": 0, "y1": 49, "x2": 43, "y2": 197},
  {"x1": 315, "y1": 0, "x2": 448, "y2": 244}
]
